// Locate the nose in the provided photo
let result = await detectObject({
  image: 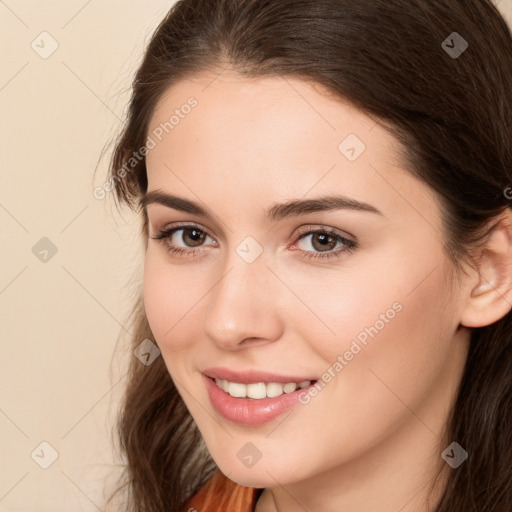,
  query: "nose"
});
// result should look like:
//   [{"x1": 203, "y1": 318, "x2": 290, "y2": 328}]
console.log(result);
[{"x1": 202, "y1": 252, "x2": 284, "y2": 351}]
